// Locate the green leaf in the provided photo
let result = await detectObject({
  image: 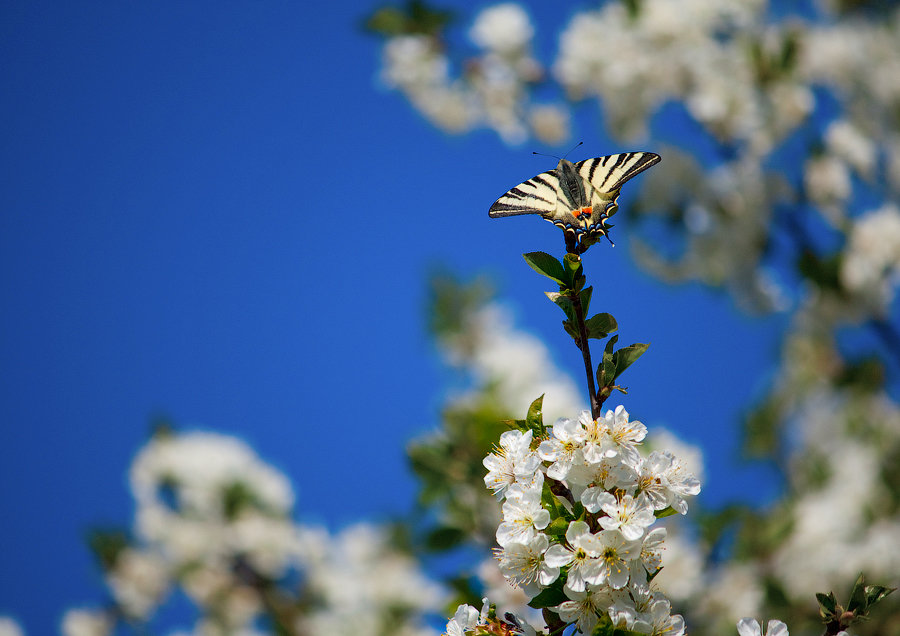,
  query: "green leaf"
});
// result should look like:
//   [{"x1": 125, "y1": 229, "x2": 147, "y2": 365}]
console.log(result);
[
  {"x1": 579, "y1": 286, "x2": 593, "y2": 315},
  {"x1": 523, "y1": 252, "x2": 567, "y2": 285},
  {"x1": 865, "y1": 583, "x2": 895, "y2": 607},
  {"x1": 86, "y1": 527, "x2": 131, "y2": 571},
  {"x1": 545, "y1": 515, "x2": 569, "y2": 539},
  {"x1": 526, "y1": 395, "x2": 545, "y2": 434},
  {"x1": 562, "y1": 253, "x2": 583, "y2": 289},
  {"x1": 424, "y1": 526, "x2": 467, "y2": 551},
  {"x1": 363, "y1": 7, "x2": 408, "y2": 35},
  {"x1": 502, "y1": 418, "x2": 528, "y2": 432},
  {"x1": 598, "y1": 335, "x2": 619, "y2": 387},
  {"x1": 612, "y1": 342, "x2": 649, "y2": 380},
  {"x1": 585, "y1": 312, "x2": 618, "y2": 340},
  {"x1": 546, "y1": 291, "x2": 578, "y2": 324},
  {"x1": 848, "y1": 574, "x2": 868, "y2": 613},
  {"x1": 528, "y1": 578, "x2": 567, "y2": 609},
  {"x1": 654, "y1": 506, "x2": 679, "y2": 519},
  {"x1": 589, "y1": 613, "x2": 614, "y2": 635},
  {"x1": 362, "y1": 0, "x2": 454, "y2": 37},
  {"x1": 816, "y1": 592, "x2": 838, "y2": 617},
  {"x1": 563, "y1": 319, "x2": 580, "y2": 342}
]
